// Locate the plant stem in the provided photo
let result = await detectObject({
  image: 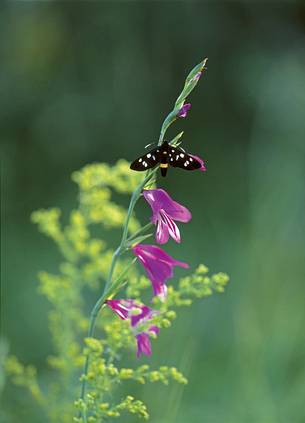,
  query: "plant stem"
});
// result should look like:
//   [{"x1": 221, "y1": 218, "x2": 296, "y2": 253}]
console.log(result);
[
  {"x1": 78, "y1": 58, "x2": 206, "y2": 421},
  {"x1": 119, "y1": 173, "x2": 152, "y2": 248},
  {"x1": 103, "y1": 247, "x2": 121, "y2": 297},
  {"x1": 79, "y1": 297, "x2": 105, "y2": 422},
  {"x1": 103, "y1": 173, "x2": 153, "y2": 296}
]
